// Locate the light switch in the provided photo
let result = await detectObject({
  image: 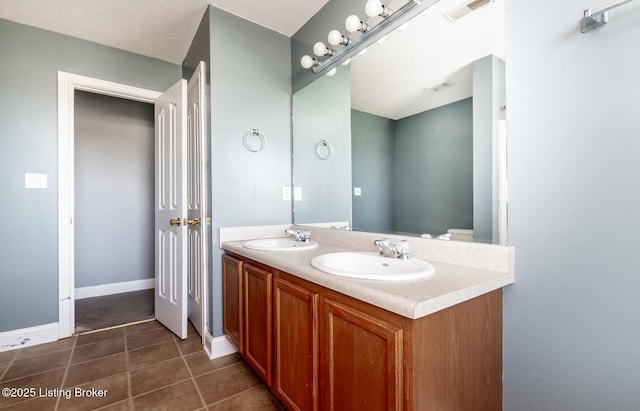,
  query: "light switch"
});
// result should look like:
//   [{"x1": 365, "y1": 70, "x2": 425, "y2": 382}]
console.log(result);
[
  {"x1": 293, "y1": 186, "x2": 302, "y2": 201},
  {"x1": 282, "y1": 186, "x2": 291, "y2": 201},
  {"x1": 25, "y1": 173, "x2": 48, "y2": 189},
  {"x1": 354, "y1": 187, "x2": 362, "y2": 196}
]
